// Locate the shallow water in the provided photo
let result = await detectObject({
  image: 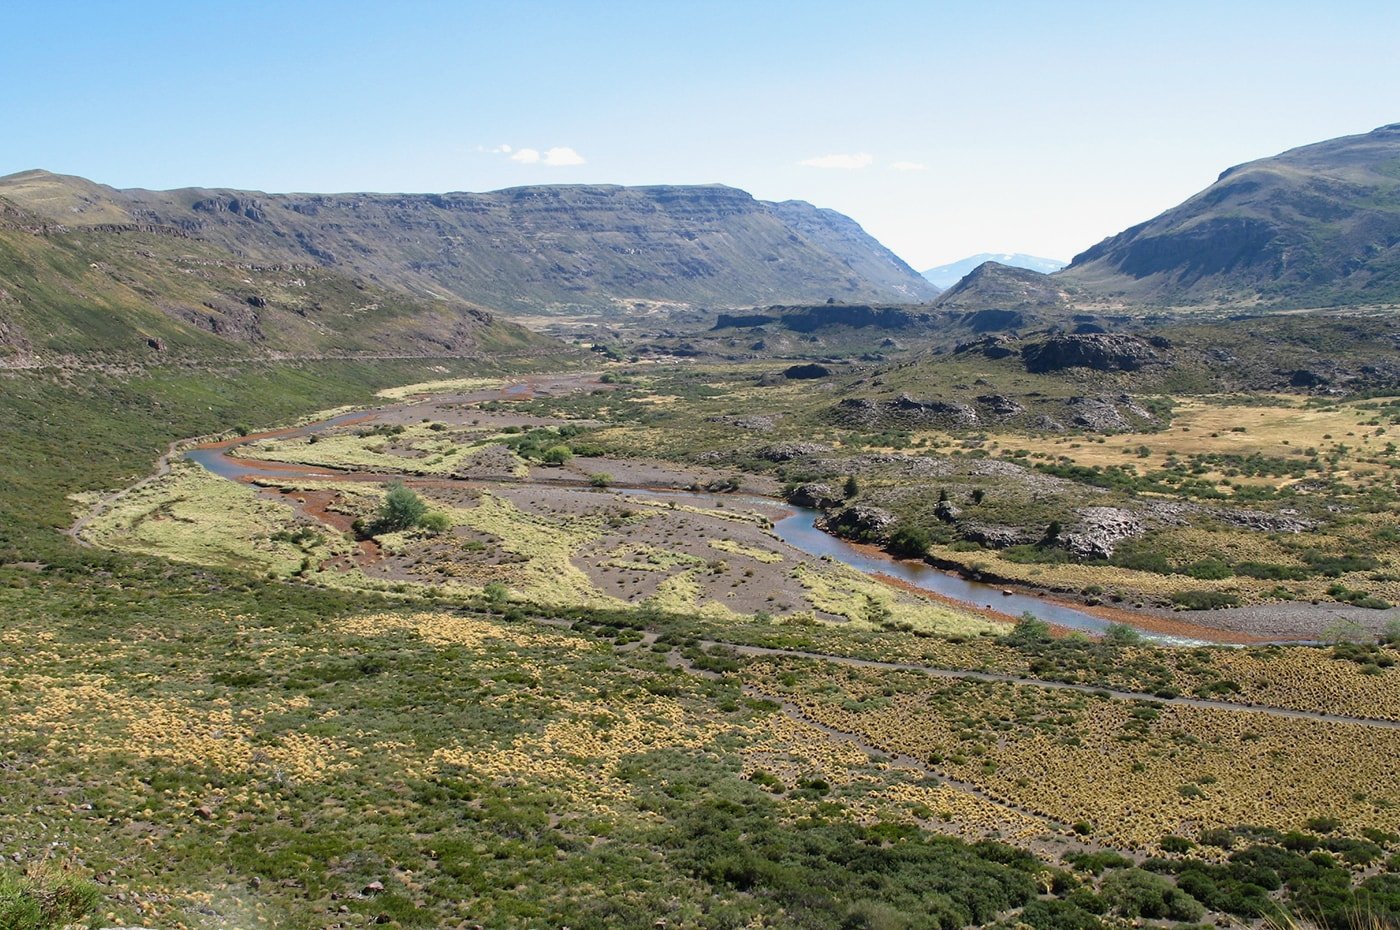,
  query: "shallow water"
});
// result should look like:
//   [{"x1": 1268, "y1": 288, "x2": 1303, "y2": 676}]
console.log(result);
[{"x1": 185, "y1": 412, "x2": 1208, "y2": 646}]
